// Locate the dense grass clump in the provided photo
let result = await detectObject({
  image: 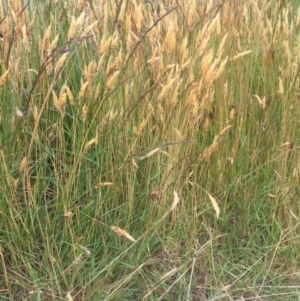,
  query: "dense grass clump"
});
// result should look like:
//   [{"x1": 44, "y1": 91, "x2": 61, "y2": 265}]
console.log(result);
[{"x1": 0, "y1": 0, "x2": 300, "y2": 300}]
